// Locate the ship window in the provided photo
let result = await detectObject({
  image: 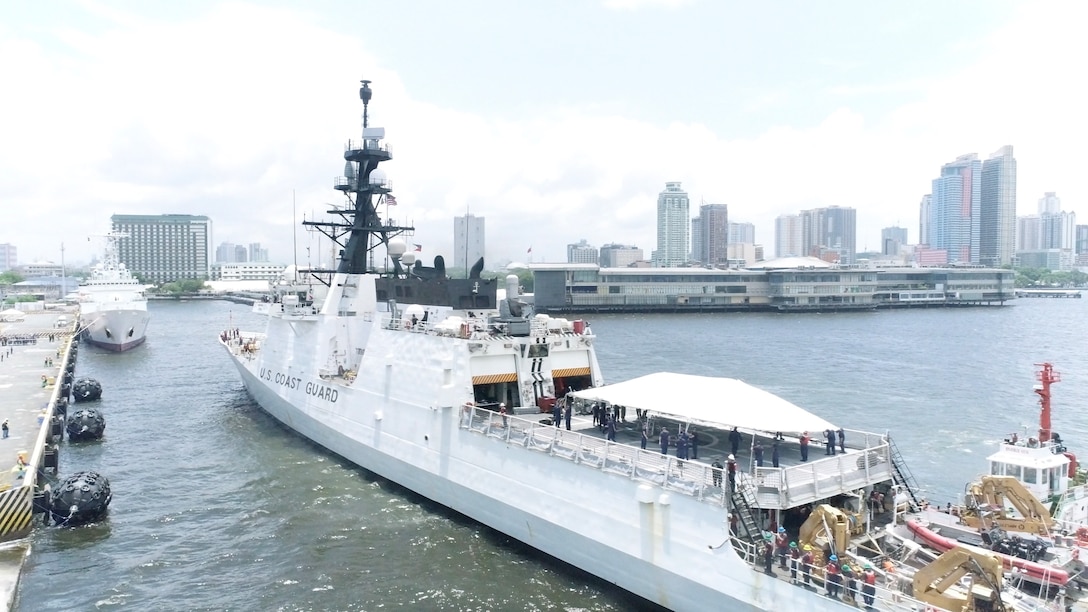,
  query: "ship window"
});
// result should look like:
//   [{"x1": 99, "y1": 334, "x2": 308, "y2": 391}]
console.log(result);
[
  {"x1": 1041, "y1": 469, "x2": 1048, "y2": 484},
  {"x1": 1023, "y1": 467, "x2": 1037, "y2": 484},
  {"x1": 1006, "y1": 464, "x2": 1021, "y2": 478},
  {"x1": 990, "y1": 462, "x2": 1002, "y2": 476}
]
